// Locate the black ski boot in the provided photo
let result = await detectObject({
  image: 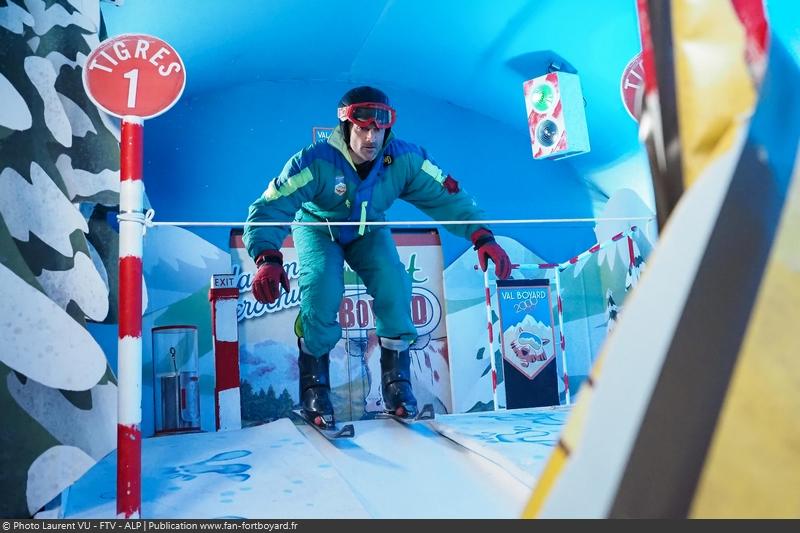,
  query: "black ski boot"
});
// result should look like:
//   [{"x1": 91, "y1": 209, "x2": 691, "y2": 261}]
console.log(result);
[
  {"x1": 298, "y1": 342, "x2": 335, "y2": 429},
  {"x1": 380, "y1": 340, "x2": 418, "y2": 418}
]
